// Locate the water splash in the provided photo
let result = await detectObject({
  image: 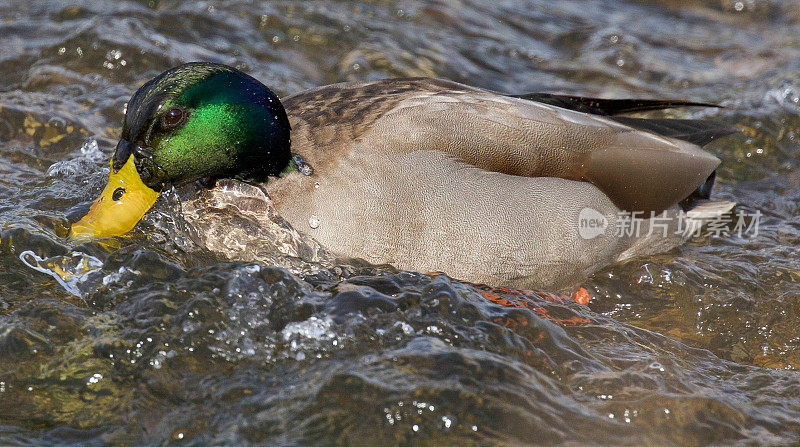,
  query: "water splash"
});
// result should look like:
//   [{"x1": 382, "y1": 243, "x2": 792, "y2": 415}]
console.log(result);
[
  {"x1": 19, "y1": 250, "x2": 103, "y2": 297},
  {"x1": 46, "y1": 140, "x2": 106, "y2": 178}
]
